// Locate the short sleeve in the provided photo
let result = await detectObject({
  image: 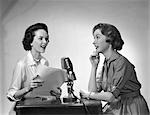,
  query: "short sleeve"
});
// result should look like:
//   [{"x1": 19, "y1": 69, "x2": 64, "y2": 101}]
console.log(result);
[
  {"x1": 111, "y1": 57, "x2": 132, "y2": 98},
  {"x1": 7, "y1": 61, "x2": 25, "y2": 101}
]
